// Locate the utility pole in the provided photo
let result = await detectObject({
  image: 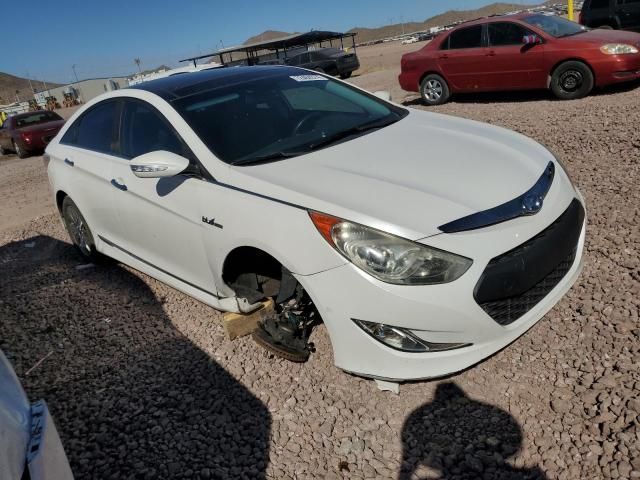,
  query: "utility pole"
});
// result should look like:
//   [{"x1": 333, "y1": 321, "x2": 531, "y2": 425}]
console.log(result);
[
  {"x1": 72, "y1": 64, "x2": 79, "y2": 83},
  {"x1": 568, "y1": 0, "x2": 574, "y2": 21}
]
